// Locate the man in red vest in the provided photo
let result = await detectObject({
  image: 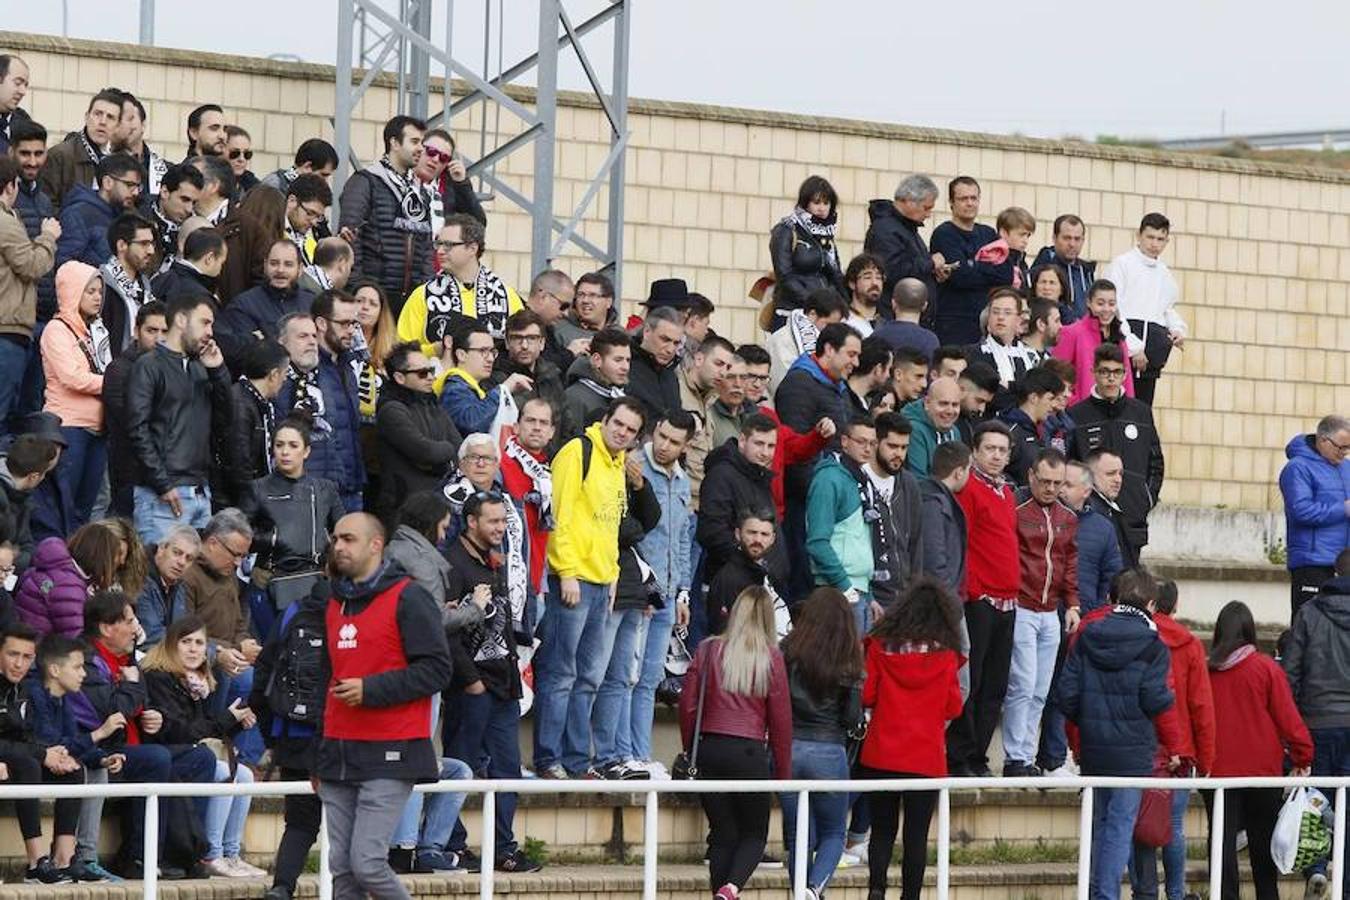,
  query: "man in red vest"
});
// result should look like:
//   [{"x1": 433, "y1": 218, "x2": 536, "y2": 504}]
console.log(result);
[{"x1": 316, "y1": 513, "x2": 452, "y2": 900}]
